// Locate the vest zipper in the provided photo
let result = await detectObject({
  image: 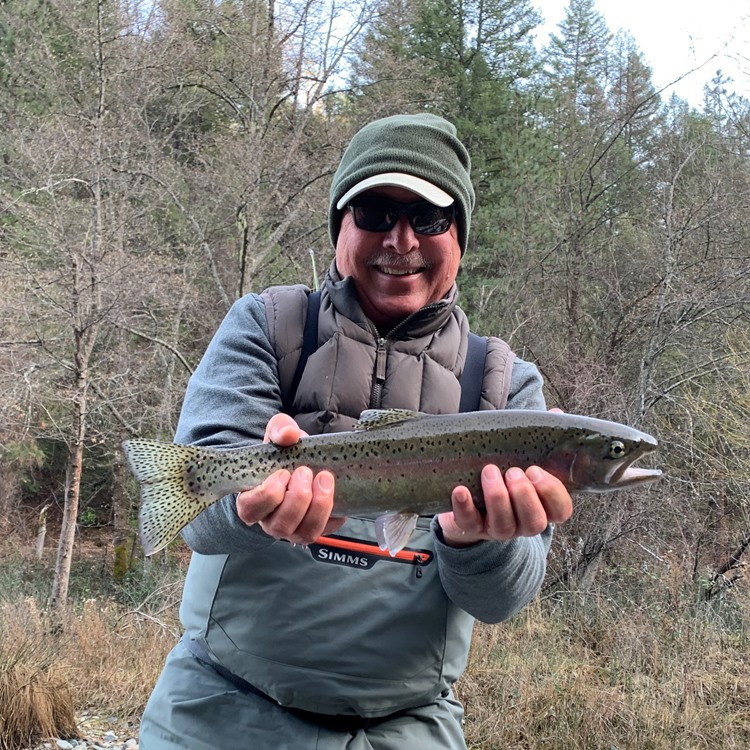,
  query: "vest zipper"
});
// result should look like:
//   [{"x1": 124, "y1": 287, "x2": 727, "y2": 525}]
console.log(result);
[
  {"x1": 367, "y1": 300, "x2": 445, "y2": 410},
  {"x1": 369, "y1": 337, "x2": 389, "y2": 408}
]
